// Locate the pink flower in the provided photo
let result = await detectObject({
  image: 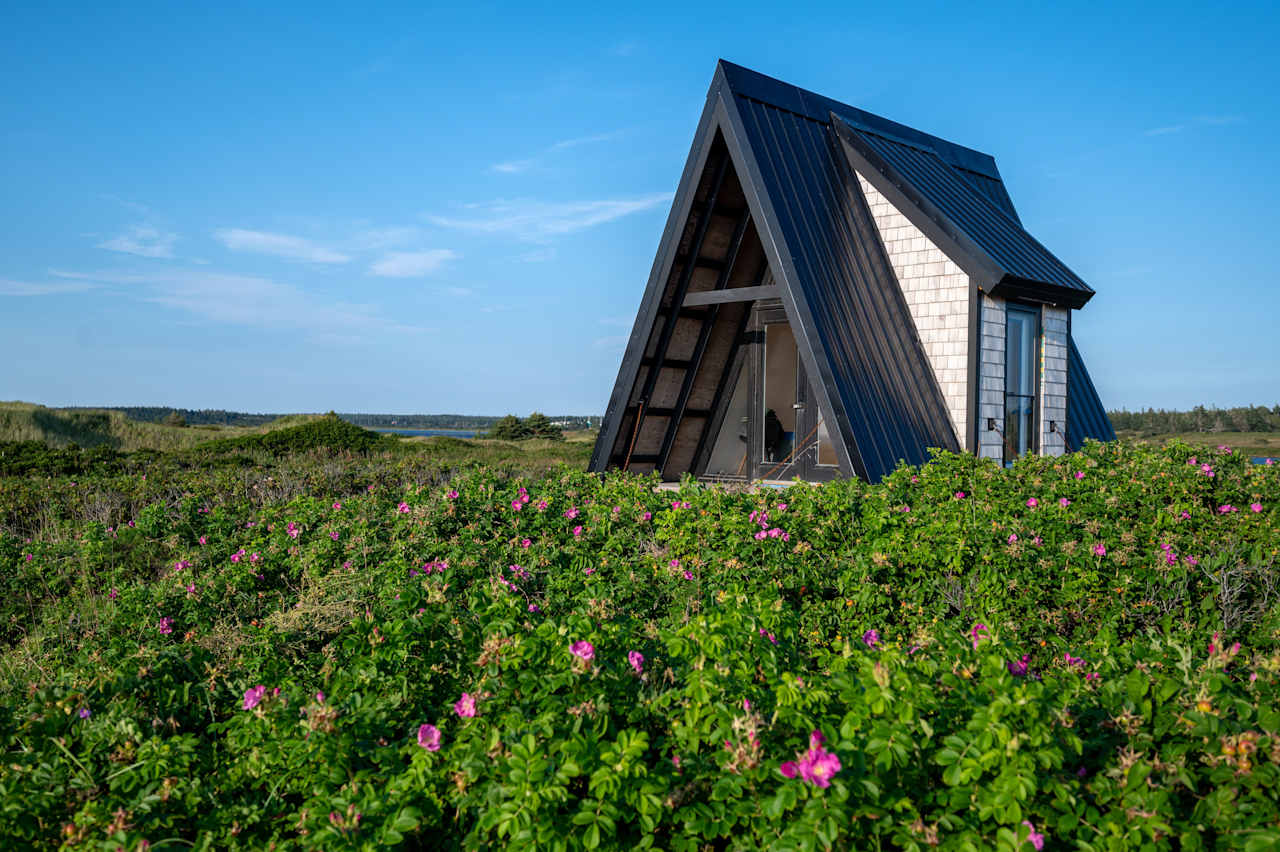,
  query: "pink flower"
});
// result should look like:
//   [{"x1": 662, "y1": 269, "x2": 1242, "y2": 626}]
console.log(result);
[
  {"x1": 454, "y1": 693, "x2": 477, "y2": 718},
  {"x1": 954, "y1": 491, "x2": 966, "y2": 499},
  {"x1": 669, "y1": 558, "x2": 680, "y2": 569},
  {"x1": 682, "y1": 570, "x2": 693, "y2": 580},
  {"x1": 1251, "y1": 503, "x2": 1263, "y2": 513},
  {"x1": 1008, "y1": 655, "x2": 1030, "y2": 676},
  {"x1": 1092, "y1": 543, "x2": 1107, "y2": 557},
  {"x1": 332, "y1": 502, "x2": 342, "y2": 510},
  {"x1": 157, "y1": 617, "x2": 173, "y2": 635},
  {"x1": 315, "y1": 691, "x2": 325, "y2": 703},
  {"x1": 521, "y1": 538, "x2": 531, "y2": 548},
  {"x1": 198, "y1": 536, "x2": 207, "y2": 545},
  {"x1": 78, "y1": 707, "x2": 91, "y2": 719},
  {"x1": 564, "y1": 507, "x2": 579, "y2": 519},
  {"x1": 969, "y1": 623, "x2": 989, "y2": 649},
  {"x1": 1026, "y1": 498, "x2": 1039, "y2": 508},
  {"x1": 1059, "y1": 498, "x2": 1071, "y2": 508},
  {"x1": 1084, "y1": 672, "x2": 1100, "y2": 682},
  {"x1": 573, "y1": 525, "x2": 583, "y2": 538},
  {"x1": 1074, "y1": 471, "x2": 1085, "y2": 480},
  {"x1": 779, "y1": 730, "x2": 842, "y2": 788},
  {"x1": 1007, "y1": 533, "x2": 1018, "y2": 545},
  {"x1": 628, "y1": 650, "x2": 644, "y2": 674},
  {"x1": 1200, "y1": 463, "x2": 1215, "y2": 478},
  {"x1": 398, "y1": 502, "x2": 410, "y2": 514},
  {"x1": 510, "y1": 499, "x2": 522, "y2": 511},
  {"x1": 528, "y1": 603, "x2": 541, "y2": 613},
  {"x1": 230, "y1": 550, "x2": 243, "y2": 564},
  {"x1": 862, "y1": 629, "x2": 879, "y2": 648},
  {"x1": 570, "y1": 640, "x2": 595, "y2": 661},
  {"x1": 1022, "y1": 820, "x2": 1045, "y2": 851},
  {"x1": 242, "y1": 685, "x2": 267, "y2": 710},
  {"x1": 330, "y1": 531, "x2": 340, "y2": 541},
  {"x1": 776, "y1": 503, "x2": 787, "y2": 512},
  {"x1": 1218, "y1": 504, "x2": 1237, "y2": 514},
  {"x1": 417, "y1": 724, "x2": 441, "y2": 751},
  {"x1": 536, "y1": 499, "x2": 548, "y2": 511},
  {"x1": 1031, "y1": 536, "x2": 1042, "y2": 546},
  {"x1": 641, "y1": 512, "x2": 652, "y2": 521},
  {"x1": 108, "y1": 588, "x2": 118, "y2": 600},
  {"x1": 287, "y1": 522, "x2": 300, "y2": 539},
  {"x1": 1064, "y1": 653, "x2": 1084, "y2": 666},
  {"x1": 250, "y1": 552, "x2": 261, "y2": 564},
  {"x1": 446, "y1": 490, "x2": 459, "y2": 500}
]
